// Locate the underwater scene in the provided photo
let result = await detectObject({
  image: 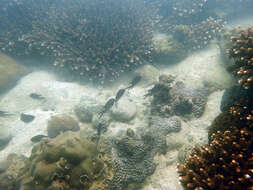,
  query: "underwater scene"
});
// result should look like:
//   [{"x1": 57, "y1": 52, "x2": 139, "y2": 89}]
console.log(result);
[{"x1": 0, "y1": 0, "x2": 252, "y2": 189}]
